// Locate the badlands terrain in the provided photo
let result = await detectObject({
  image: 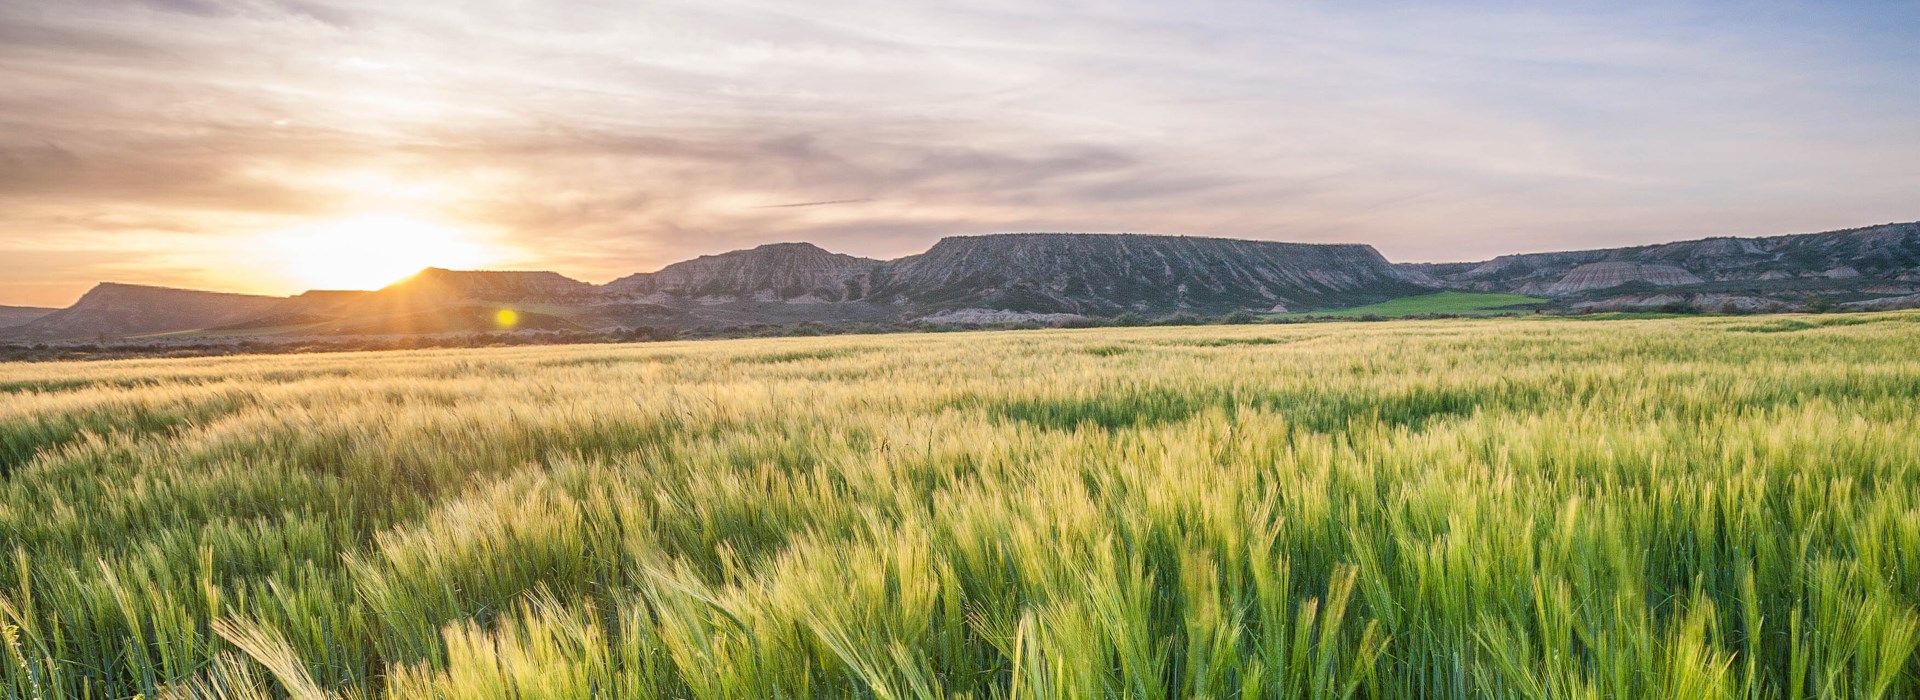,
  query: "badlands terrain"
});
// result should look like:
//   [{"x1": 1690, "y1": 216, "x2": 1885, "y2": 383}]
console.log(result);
[{"x1": 2, "y1": 221, "x2": 1917, "y2": 345}]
